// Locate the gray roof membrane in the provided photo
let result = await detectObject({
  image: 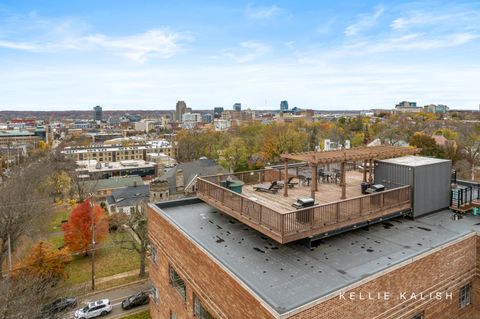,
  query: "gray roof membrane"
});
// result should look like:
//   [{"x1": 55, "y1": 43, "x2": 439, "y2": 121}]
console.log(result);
[
  {"x1": 153, "y1": 199, "x2": 480, "y2": 314},
  {"x1": 377, "y1": 155, "x2": 451, "y2": 167}
]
